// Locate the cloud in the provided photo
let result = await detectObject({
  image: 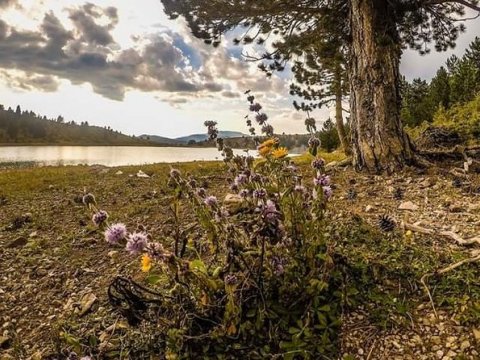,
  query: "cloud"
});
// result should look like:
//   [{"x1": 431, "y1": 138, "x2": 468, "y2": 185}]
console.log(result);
[{"x1": 0, "y1": 8, "x2": 227, "y2": 101}]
